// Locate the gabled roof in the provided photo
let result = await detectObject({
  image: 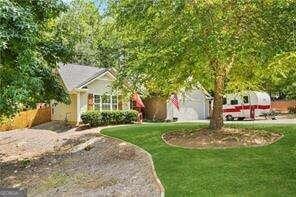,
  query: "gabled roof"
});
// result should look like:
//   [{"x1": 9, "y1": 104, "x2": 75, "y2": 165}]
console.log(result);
[{"x1": 58, "y1": 64, "x2": 113, "y2": 91}]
